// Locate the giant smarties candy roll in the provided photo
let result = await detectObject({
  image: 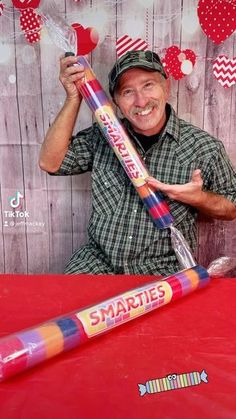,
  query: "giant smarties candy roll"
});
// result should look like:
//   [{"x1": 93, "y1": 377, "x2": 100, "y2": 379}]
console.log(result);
[
  {"x1": 72, "y1": 54, "x2": 174, "y2": 229},
  {"x1": 0, "y1": 265, "x2": 209, "y2": 382}
]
